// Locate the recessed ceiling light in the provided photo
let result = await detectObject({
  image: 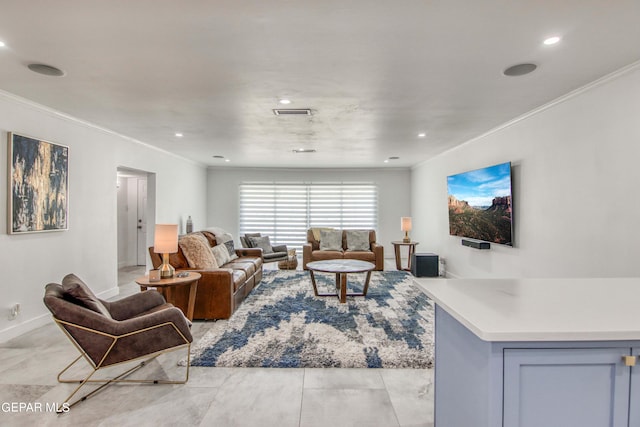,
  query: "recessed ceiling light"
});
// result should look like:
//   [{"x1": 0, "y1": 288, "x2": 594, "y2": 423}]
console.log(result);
[
  {"x1": 225, "y1": 159, "x2": 230, "y2": 162},
  {"x1": 418, "y1": 133, "x2": 426, "y2": 138},
  {"x1": 293, "y1": 148, "x2": 316, "y2": 153},
  {"x1": 279, "y1": 99, "x2": 291, "y2": 105},
  {"x1": 27, "y1": 63, "x2": 65, "y2": 77},
  {"x1": 0, "y1": 41, "x2": 6, "y2": 47},
  {"x1": 175, "y1": 132, "x2": 183, "y2": 137},
  {"x1": 543, "y1": 36, "x2": 561, "y2": 45},
  {"x1": 503, "y1": 63, "x2": 537, "y2": 77},
  {"x1": 384, "y1": 159, "x2": 389, "y2": 163}
]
